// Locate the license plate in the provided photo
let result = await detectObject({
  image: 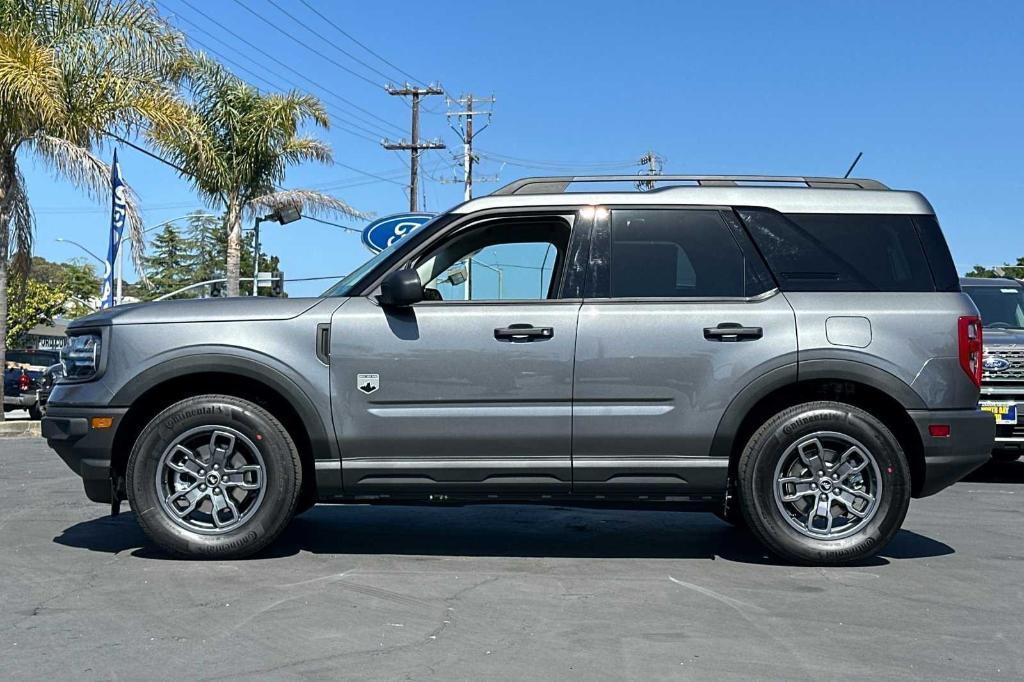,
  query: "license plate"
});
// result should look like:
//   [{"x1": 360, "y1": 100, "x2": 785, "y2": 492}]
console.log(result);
[{"x1": 980, "y1": 402, "x2": 1017, "y2": 425}]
